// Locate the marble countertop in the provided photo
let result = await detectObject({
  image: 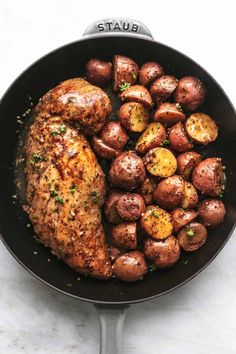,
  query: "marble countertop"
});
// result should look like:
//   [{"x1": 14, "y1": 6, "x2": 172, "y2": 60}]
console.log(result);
[{"x1": 0, "y1": 0, "x2": 236, "y2": 353}]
